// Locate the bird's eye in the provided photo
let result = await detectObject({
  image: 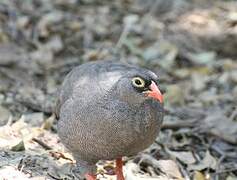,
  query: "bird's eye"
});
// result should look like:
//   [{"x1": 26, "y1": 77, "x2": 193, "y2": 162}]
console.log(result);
[{"x1": 132, "y1": 77, "x2": 145, "y2": 88}]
